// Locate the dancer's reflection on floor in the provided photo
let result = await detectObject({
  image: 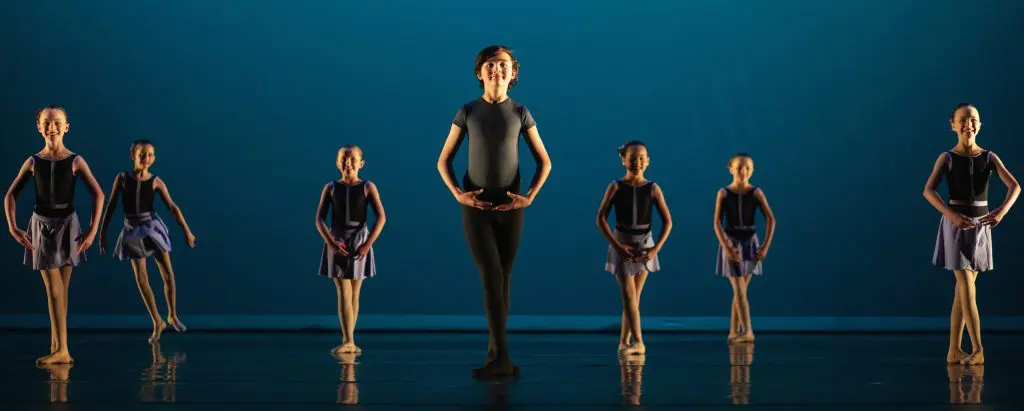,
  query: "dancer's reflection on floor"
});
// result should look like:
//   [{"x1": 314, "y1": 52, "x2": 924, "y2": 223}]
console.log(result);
[
  {"x1": 472, "y1": 361, "x2": 520, "y2": 411},
  {"x1": 947, "y1": 363, "x2": 984, "y2": 404},
  {"x1": 334, "y1": 351, "x2": 360, "y2": 405},
  {"x1": 38, "y1": 363, "x2": 72, "y2": 403},
  {"x1": 618, "y1": 352, "x2": 646, "y2": 406},
  {"x1": 139, "y1": 342, "x2": 185, "y2": 403},
  {"x1": 729, "y1": 342, "x2": 754, "y2": 405}
]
